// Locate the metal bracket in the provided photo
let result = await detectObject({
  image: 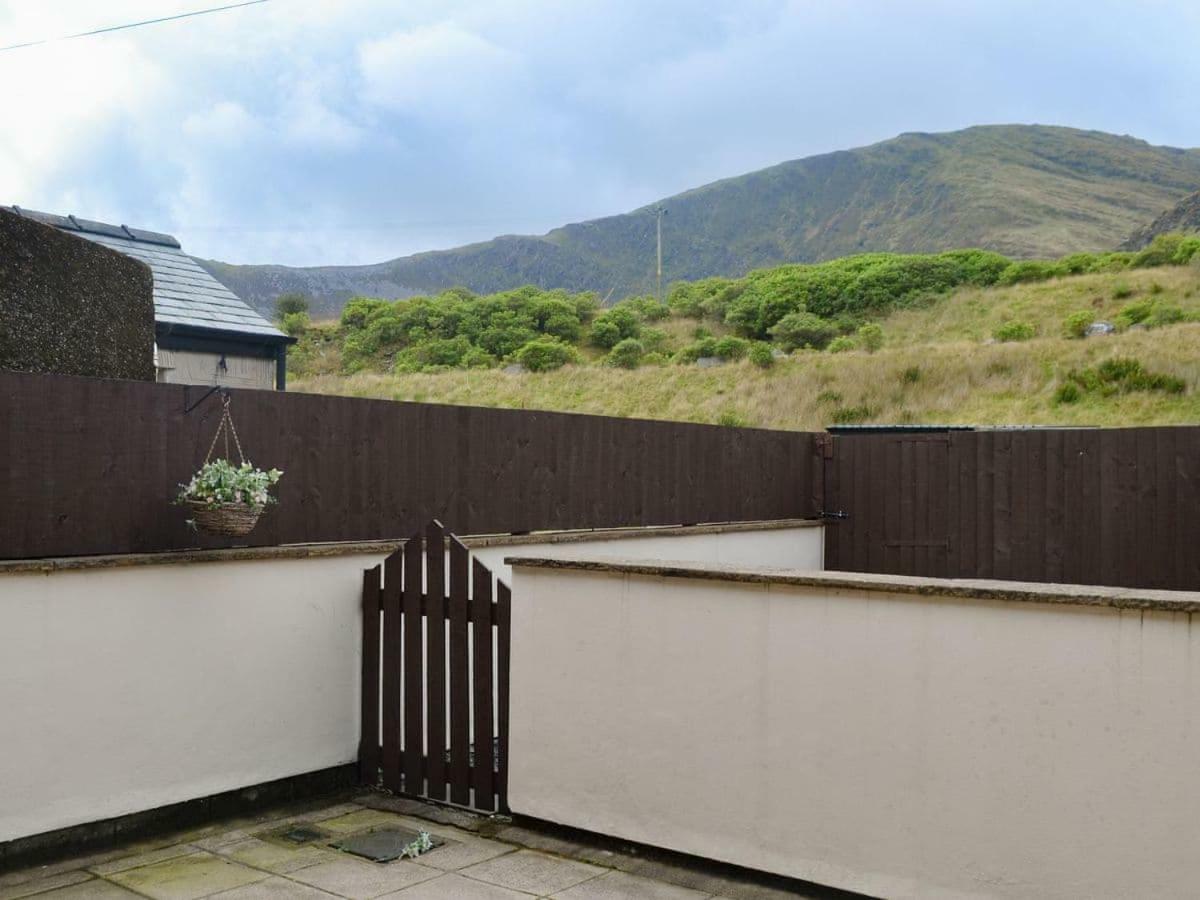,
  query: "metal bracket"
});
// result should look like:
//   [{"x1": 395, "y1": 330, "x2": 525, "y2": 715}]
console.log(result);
[
  {"x1": 183, "y1": 384, "x2": 228, "y2": 415},
  {"x1": 819, "y1": 509, "x2": 848, "y2": 521}
]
